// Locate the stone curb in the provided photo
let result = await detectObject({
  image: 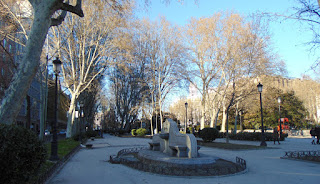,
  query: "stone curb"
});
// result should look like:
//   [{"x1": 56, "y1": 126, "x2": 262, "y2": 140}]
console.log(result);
[
  {"x1": 37, "y1": 145, "x2": 82, "y2": 184},
  {"x1": 113, "y1": 149, "x2": 246, "y2": 176}
]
